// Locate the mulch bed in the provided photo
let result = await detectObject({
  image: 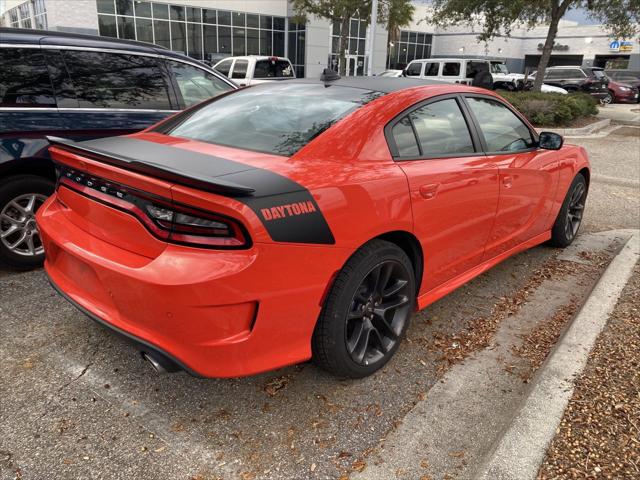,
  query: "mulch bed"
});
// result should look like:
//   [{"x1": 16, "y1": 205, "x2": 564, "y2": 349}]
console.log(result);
[{"x1": 538, "y1": 265, "x2": 640, "y2": 479}]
